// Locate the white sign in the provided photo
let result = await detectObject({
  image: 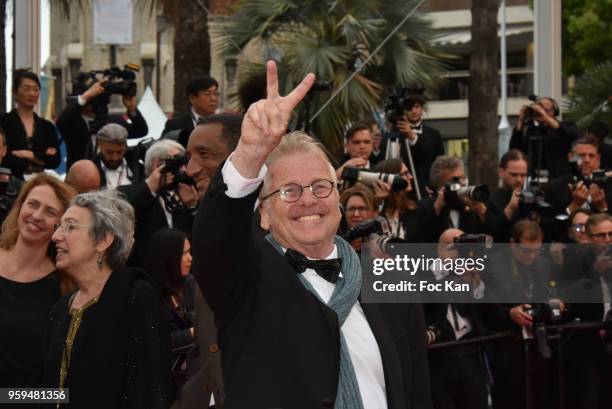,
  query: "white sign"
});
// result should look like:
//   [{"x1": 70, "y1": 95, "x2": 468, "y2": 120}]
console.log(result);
[{"x1": 93, "y1": 0, "x2": 133, "y2": 45}]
